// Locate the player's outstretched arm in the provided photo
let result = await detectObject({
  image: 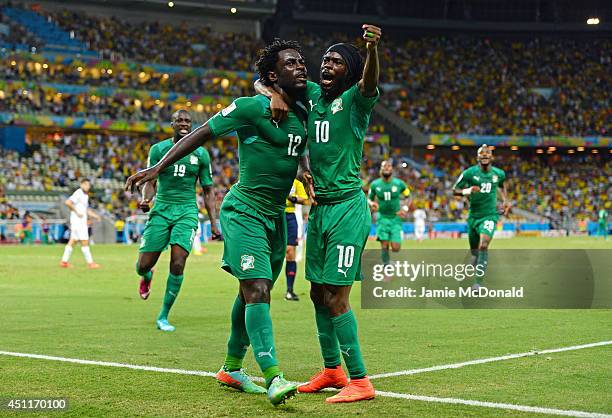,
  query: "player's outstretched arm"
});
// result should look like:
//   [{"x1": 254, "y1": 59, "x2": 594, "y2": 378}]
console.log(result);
[
  {"x1": 125, "y1": 124, "x2": 214, "y2": 192},
  {"x1": 358, "y1": 24, "x2": 381, "y2": 97}
]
